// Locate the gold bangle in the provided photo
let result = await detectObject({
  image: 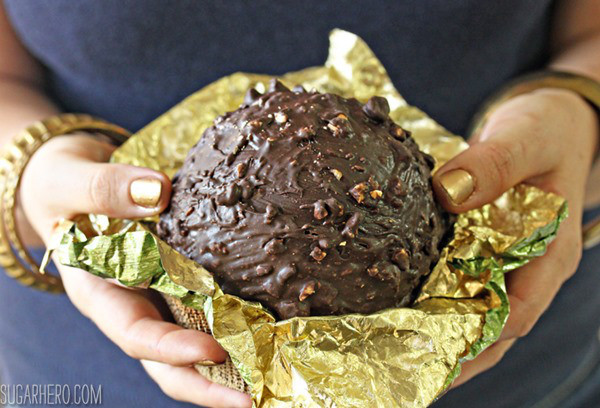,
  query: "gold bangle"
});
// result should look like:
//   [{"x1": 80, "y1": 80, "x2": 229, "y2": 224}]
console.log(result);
[
  {"x1": 0, "y1": 114, "x2": 131, "y2": 293},
  {"x1": 467, "y1": 70, "x2": 600, "y2": 250}
]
